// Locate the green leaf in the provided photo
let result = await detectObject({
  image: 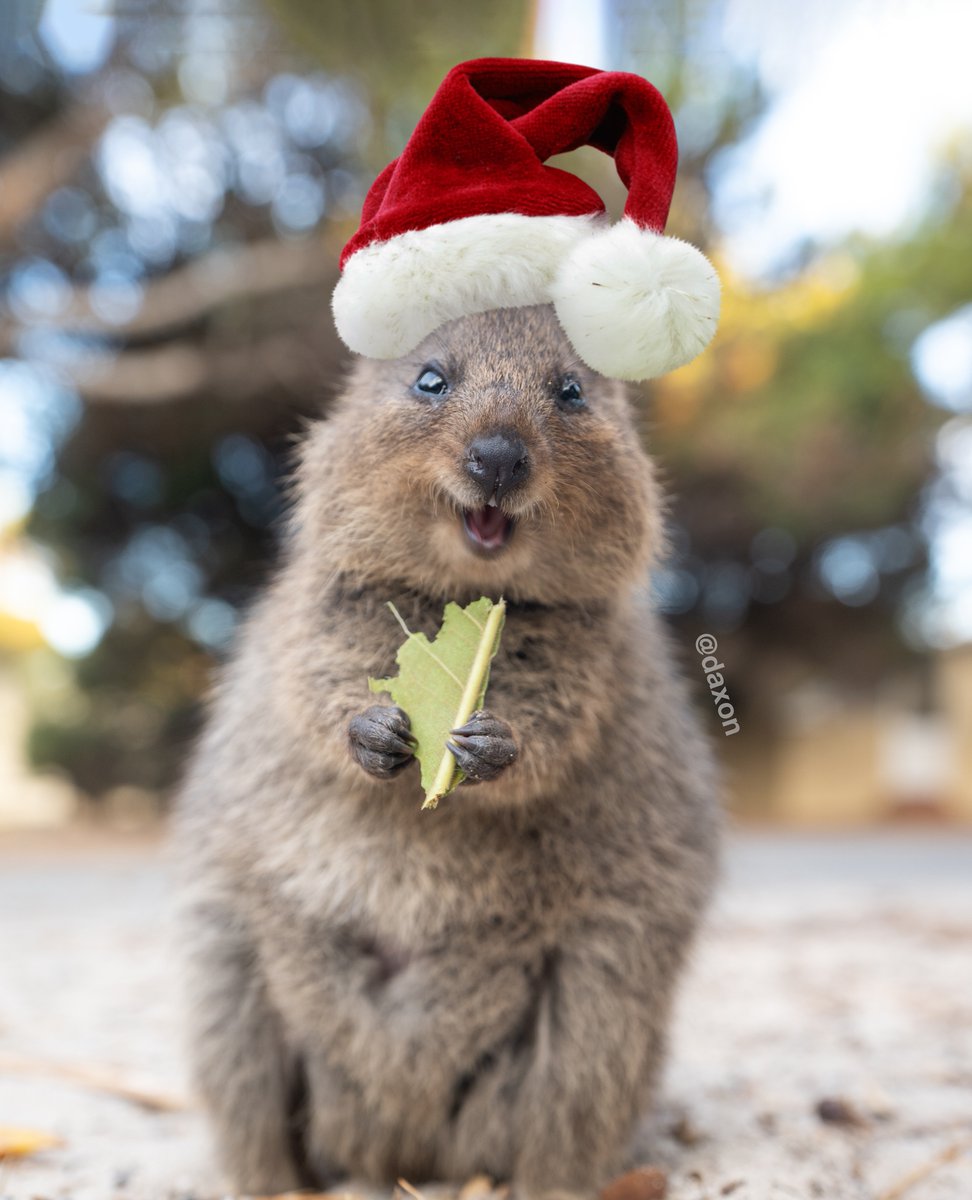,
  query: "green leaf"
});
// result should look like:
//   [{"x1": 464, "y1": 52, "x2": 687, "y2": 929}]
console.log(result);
[{"x1": 369, "y1": 596, "x2": 506, "y2": 809}]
